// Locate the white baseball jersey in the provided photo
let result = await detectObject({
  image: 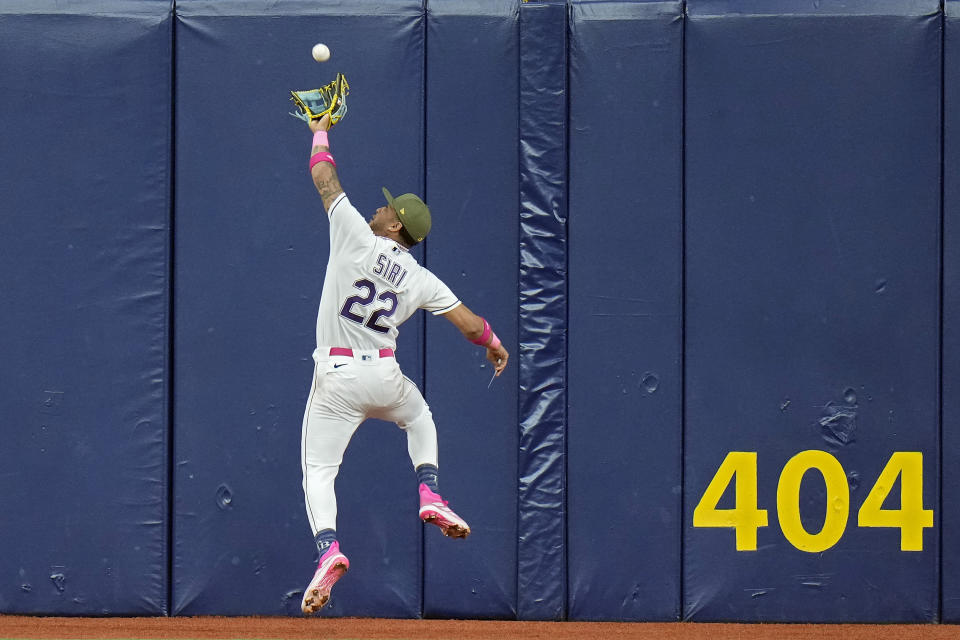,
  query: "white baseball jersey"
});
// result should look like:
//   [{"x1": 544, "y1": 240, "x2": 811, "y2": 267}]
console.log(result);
[{"x1": 314, "y1": 192, "x2": 461, "y2": 351}]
